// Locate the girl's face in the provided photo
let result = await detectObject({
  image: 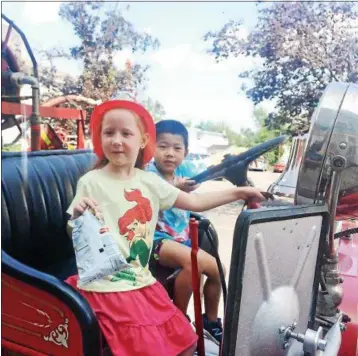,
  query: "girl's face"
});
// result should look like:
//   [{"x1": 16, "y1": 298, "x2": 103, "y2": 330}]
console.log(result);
[{"x1": 101, "y1": 109, "x2": 148, "y2": 168}]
